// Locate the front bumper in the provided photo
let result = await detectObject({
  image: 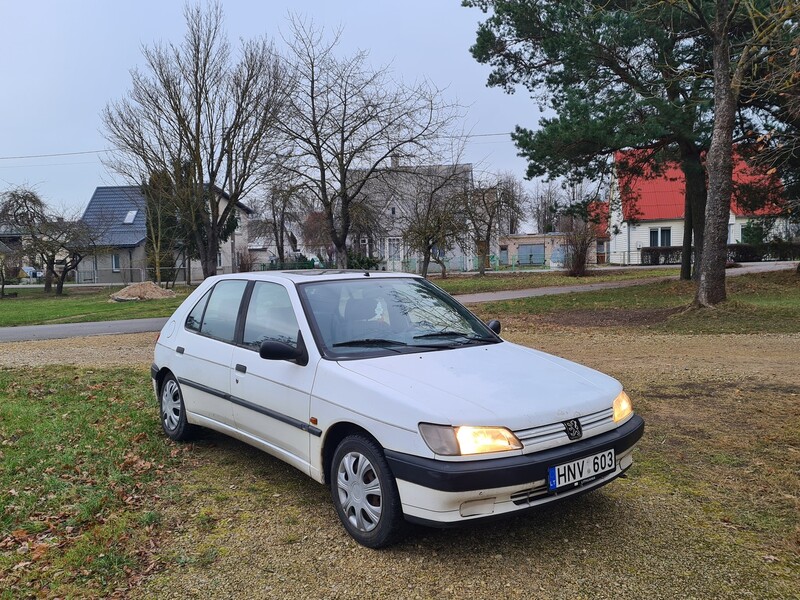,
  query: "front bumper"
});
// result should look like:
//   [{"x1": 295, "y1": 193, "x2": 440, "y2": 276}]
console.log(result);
[{"x1": 385, "y1": 414, "x2": 644, "y2": 525}]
